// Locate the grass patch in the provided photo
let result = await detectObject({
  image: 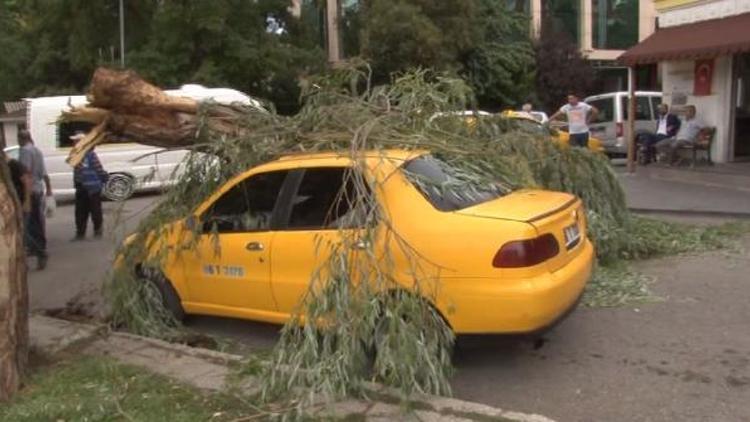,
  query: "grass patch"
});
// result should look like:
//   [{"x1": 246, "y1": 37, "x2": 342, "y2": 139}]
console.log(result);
[
  {"x1": 0, "y1": 356, "x2": 259, "y2": 421},
  {"x1": 623, "y1": 218, "x2": 750, "y2": 261},
  {"x1": 583, "y1": 263, "x2": 659, "y2": 308},
  {"x1": 585, "y1": 218, "x2": 750, "y2": 308}
]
